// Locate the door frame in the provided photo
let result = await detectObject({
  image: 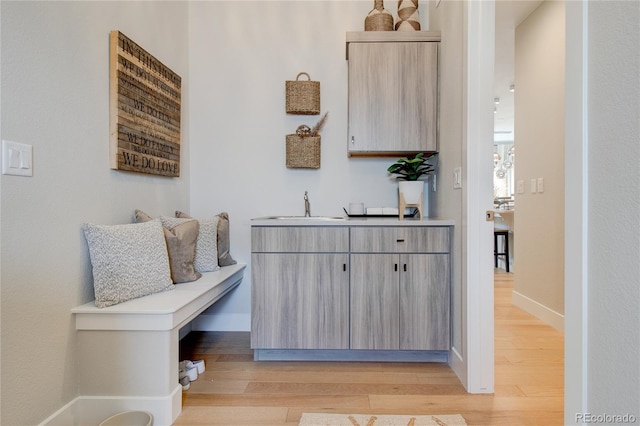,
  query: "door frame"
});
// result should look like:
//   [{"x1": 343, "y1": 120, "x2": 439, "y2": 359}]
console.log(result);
[
  {"x1": 463, "y1": 0, "x2": 496, "y2": 393},
  {"x1": 564, "y1": 0, "x2": 588, "y2": 421}
]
